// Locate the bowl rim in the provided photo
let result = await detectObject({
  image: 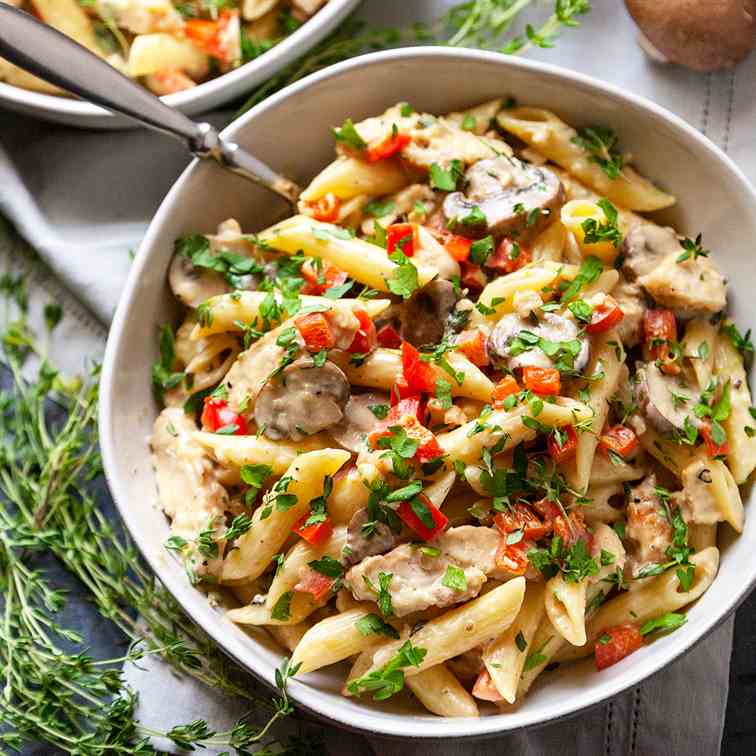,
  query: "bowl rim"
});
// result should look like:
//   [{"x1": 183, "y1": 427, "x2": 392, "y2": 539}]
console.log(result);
[
  {"x1": 100, "y1": 45, "x2": 756, "y2": 738},
  {"x1": 0, "y1": 0, "x2": 357, "y2": 121}
]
